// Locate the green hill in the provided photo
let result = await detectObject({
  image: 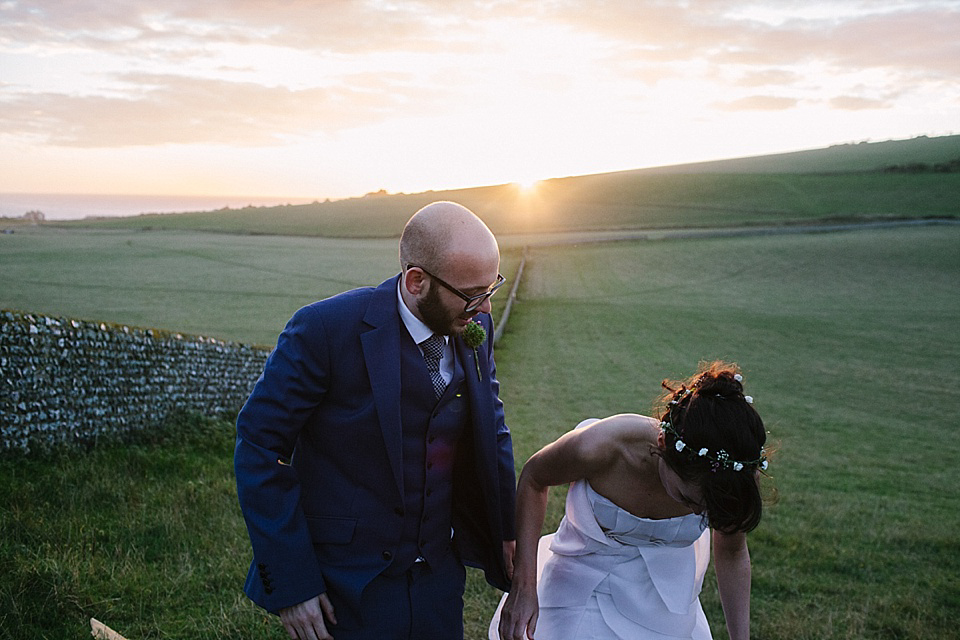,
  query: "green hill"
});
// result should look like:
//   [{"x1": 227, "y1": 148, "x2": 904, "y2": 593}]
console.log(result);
[
  {"x1": 637, "y1": 134, "x2": 960, "y2": 174},
  {"x1": 61, "y1": 135, "x2": 960, "y2": 238}
]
